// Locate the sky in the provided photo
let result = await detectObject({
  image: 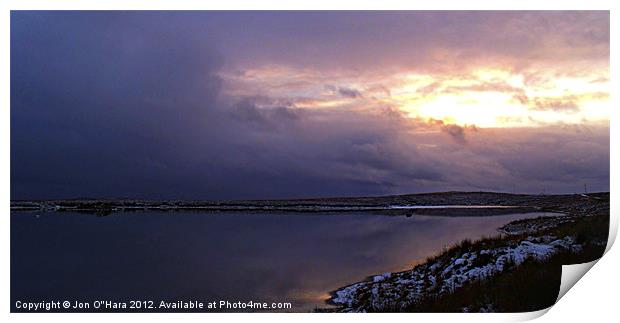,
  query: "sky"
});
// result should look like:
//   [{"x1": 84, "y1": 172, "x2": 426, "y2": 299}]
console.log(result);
[{"x1": 11, "y1": 11, "x2": 610, "y2": 200}]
